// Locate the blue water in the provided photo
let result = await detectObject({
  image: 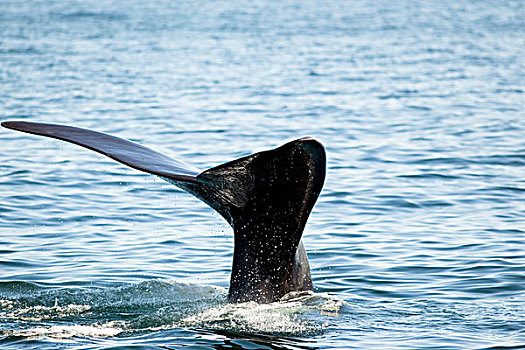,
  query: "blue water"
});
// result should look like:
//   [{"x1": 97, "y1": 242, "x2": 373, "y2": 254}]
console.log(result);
[{"x1": 1, "y1": 0, "x2": 524, "y2": 348}]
